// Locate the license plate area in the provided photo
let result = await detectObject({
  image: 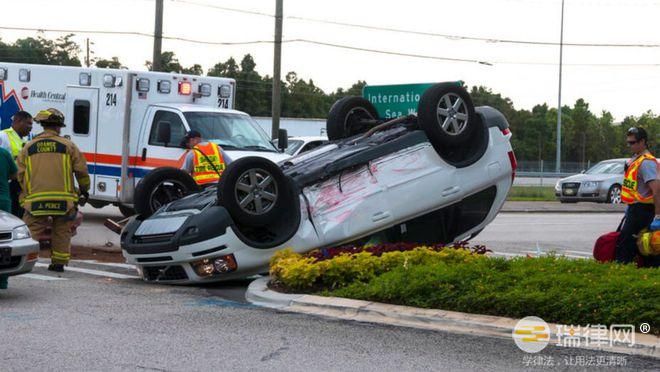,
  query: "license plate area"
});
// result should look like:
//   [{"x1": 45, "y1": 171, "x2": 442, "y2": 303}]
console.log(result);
[{"x1": 0, "y1": 247, "x2": 11, "y2": 265}]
